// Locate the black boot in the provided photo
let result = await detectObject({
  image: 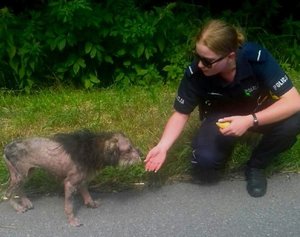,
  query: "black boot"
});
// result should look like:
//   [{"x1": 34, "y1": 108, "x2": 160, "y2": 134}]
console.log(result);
[{"x1": 245, "y1": 167, "x2": 267, "y2": 197}]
